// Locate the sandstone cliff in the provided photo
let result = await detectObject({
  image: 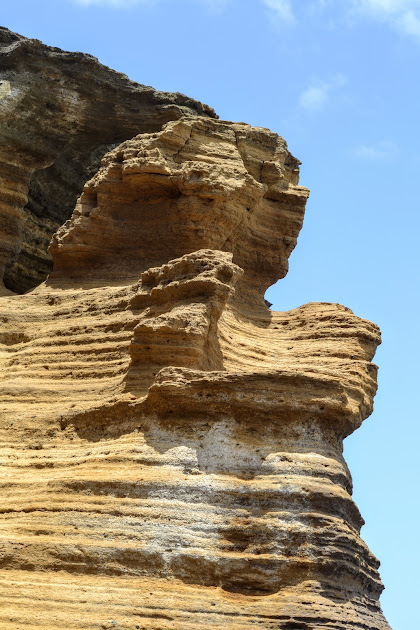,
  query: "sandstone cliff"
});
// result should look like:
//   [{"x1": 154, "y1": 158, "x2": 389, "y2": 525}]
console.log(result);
[
  {"x1": 0, "y1": 43, "x2": 390, "y2": 630},
  {"x1": 0, "y1": 27, "x2": 215, "y2": 295}
]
